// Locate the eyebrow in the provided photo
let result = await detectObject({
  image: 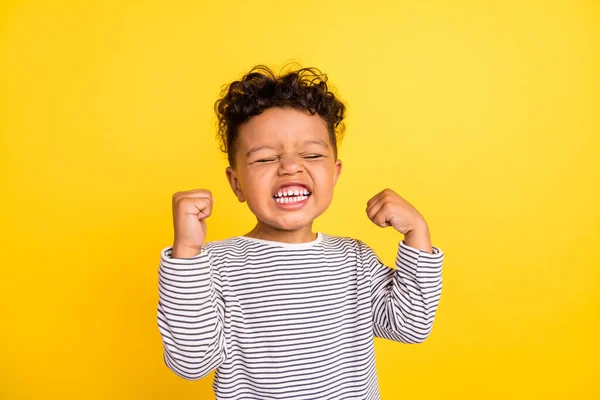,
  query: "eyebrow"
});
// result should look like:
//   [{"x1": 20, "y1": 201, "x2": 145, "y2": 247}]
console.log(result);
[
  {"x1": 245, "y1": 145, "x2": 276, "y2": 158},
  {"x1": 303, "y1": 139, "x2": 329, "y2": 149},
  {"x1": 245, "y1": 140, "x2": 329, "y2": 158}
]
